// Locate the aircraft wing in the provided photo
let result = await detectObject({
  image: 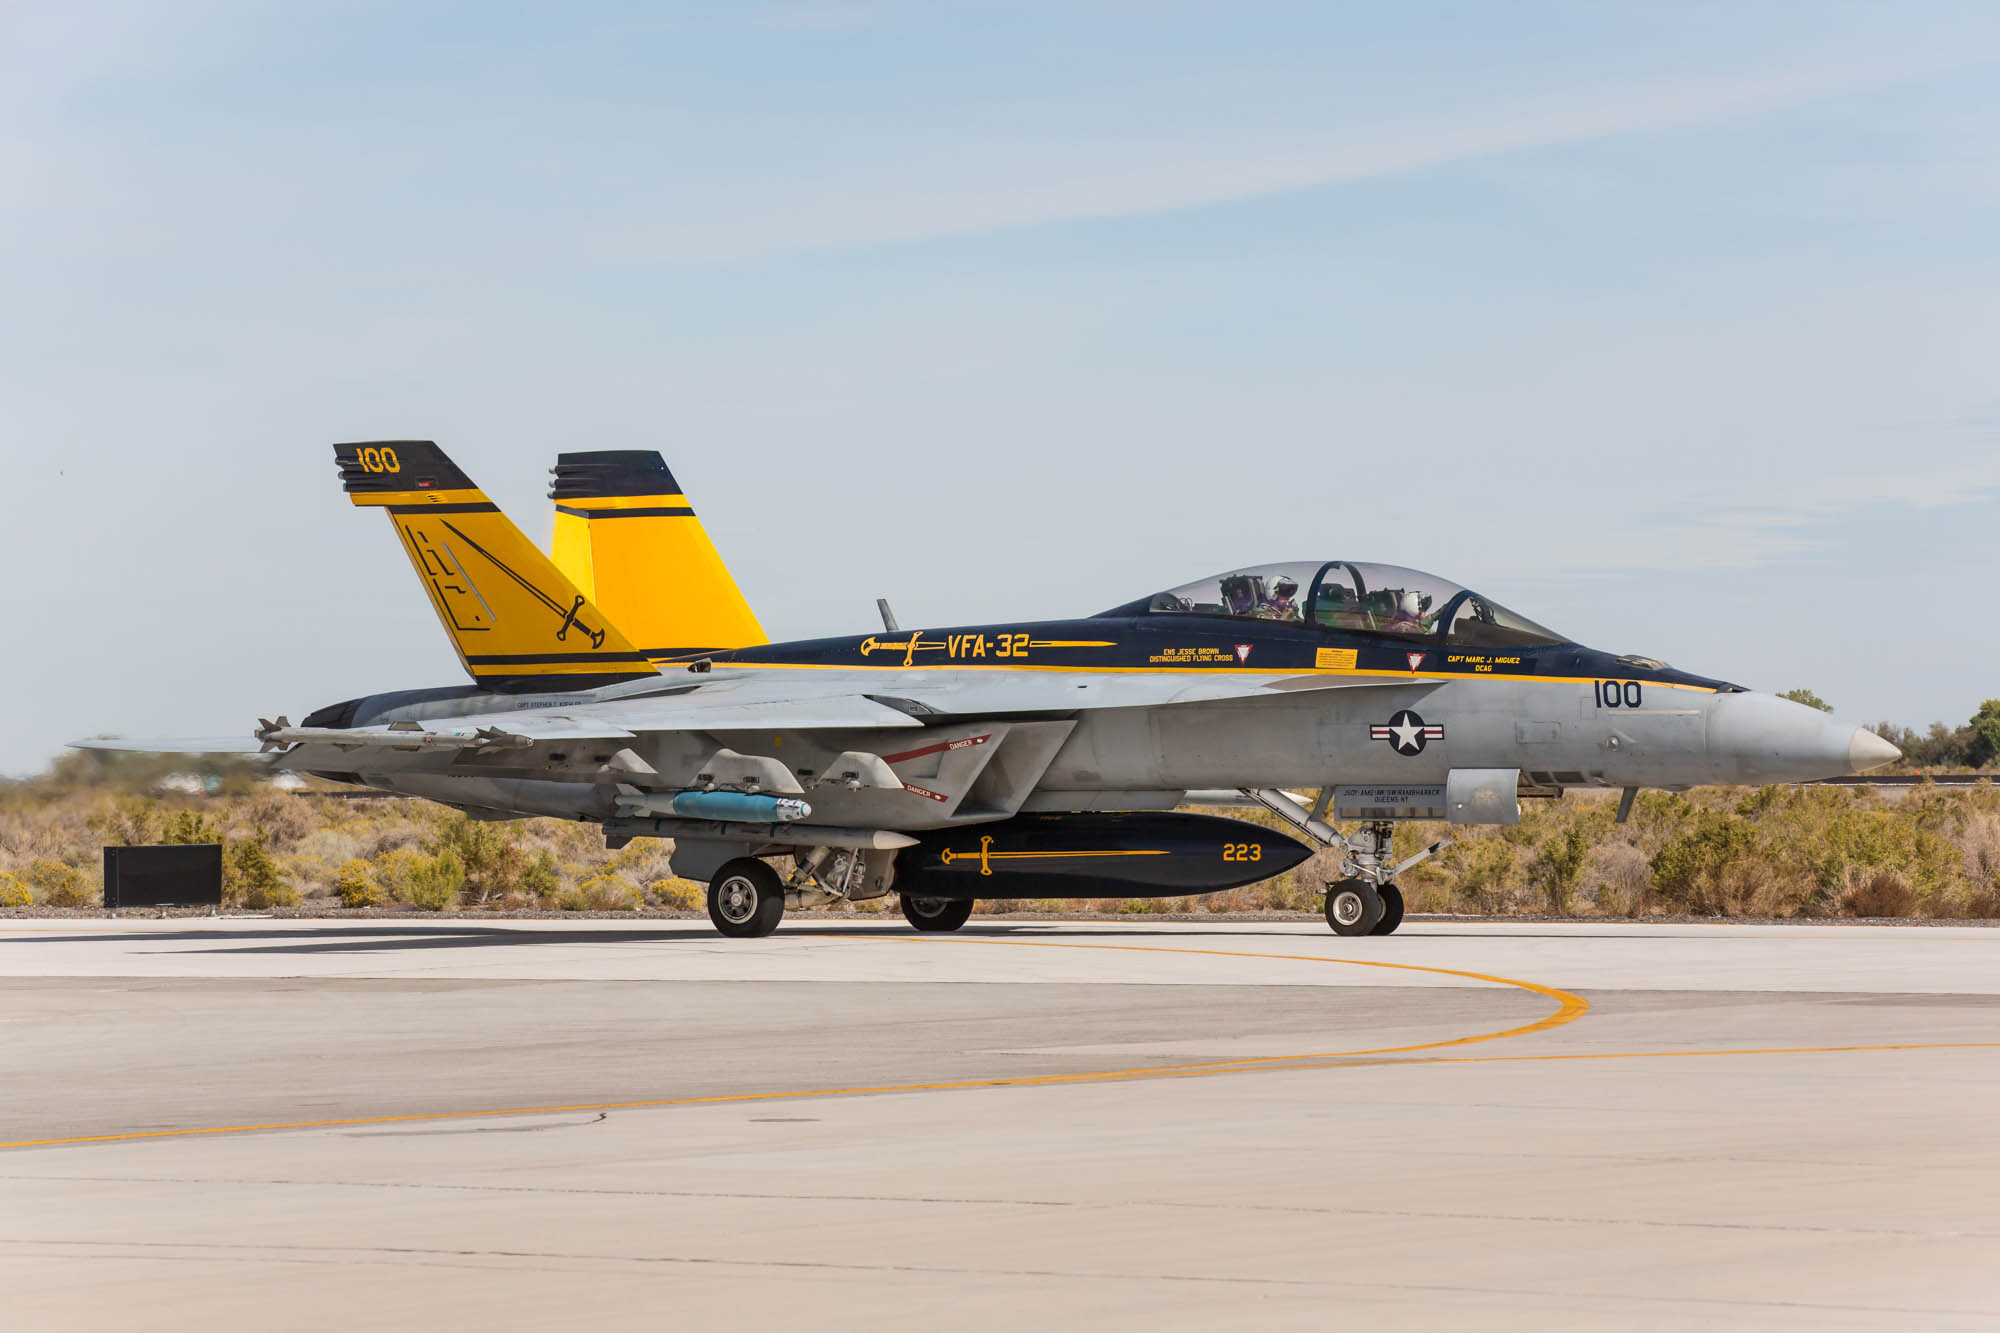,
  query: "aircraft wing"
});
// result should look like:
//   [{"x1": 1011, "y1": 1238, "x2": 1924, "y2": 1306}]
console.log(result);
[{"x1": 71, "y1": 667, "x2": 1405, "y2": 759}]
